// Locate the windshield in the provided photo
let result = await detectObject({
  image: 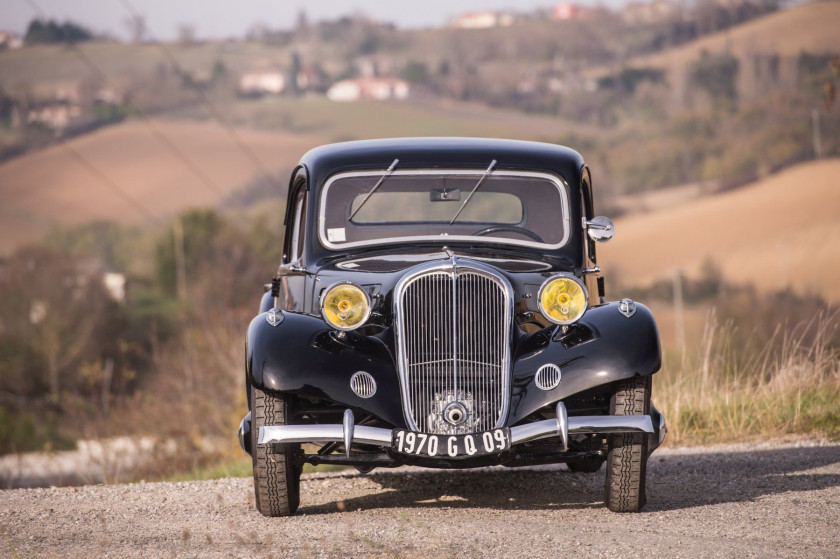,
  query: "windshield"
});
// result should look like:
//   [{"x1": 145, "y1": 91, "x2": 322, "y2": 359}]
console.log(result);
[{"x1": 319, "y1": 169, "x2": 570, "y2": 250}]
